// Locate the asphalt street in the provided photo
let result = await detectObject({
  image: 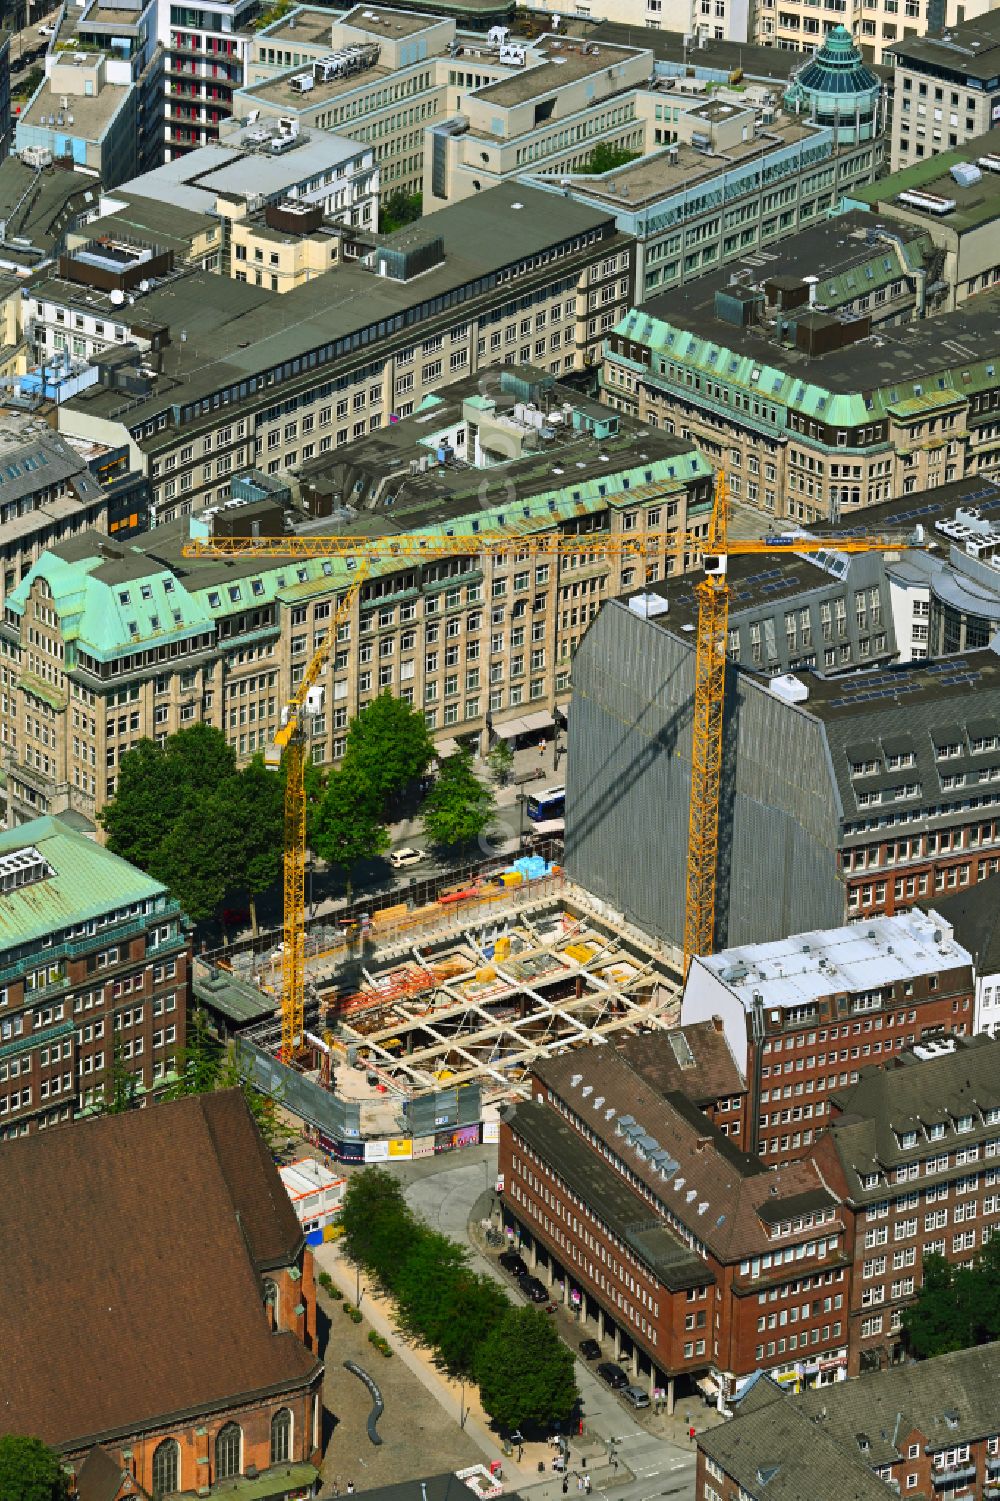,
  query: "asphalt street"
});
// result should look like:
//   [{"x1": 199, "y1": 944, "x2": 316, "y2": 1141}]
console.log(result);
[{"x1": 397, "y1": 1149, "x2": 698, "y2": 1501}]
